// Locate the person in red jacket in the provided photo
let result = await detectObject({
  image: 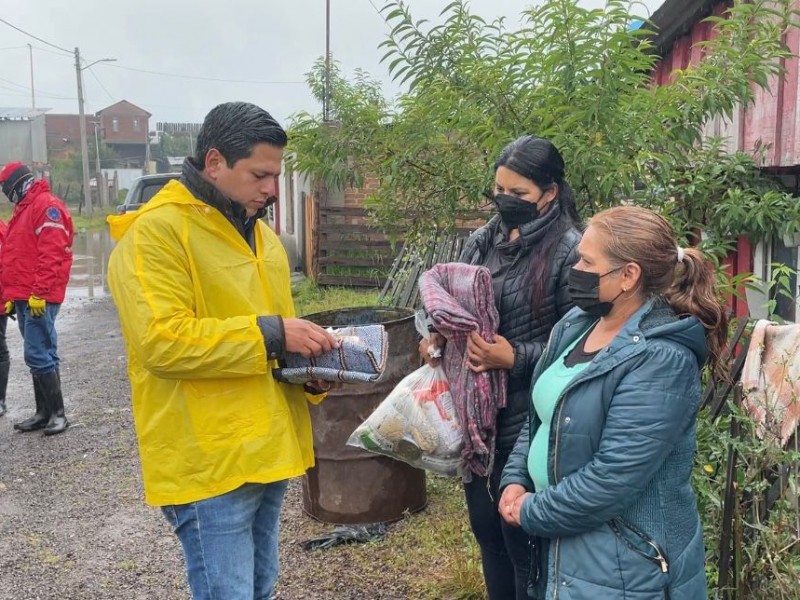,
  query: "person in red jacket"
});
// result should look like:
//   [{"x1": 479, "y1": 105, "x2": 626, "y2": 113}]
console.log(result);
[
  {"x1": 0, "y1": 162, "x2": 74, "y2": 435},
  {"x1": 0, "y1": 219, "x2": 8, "y2": 418}
]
